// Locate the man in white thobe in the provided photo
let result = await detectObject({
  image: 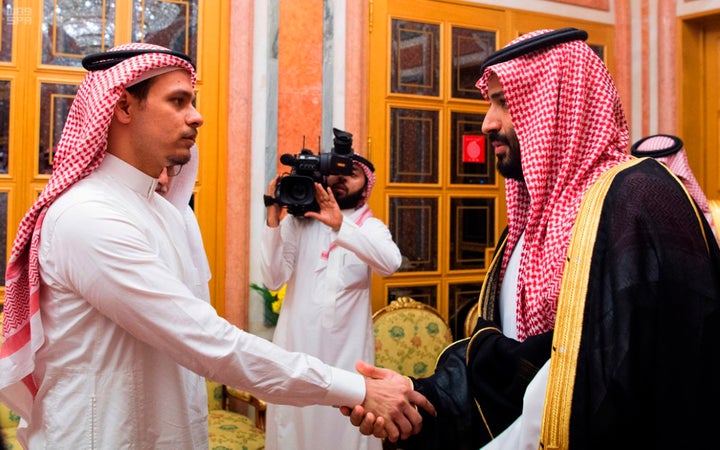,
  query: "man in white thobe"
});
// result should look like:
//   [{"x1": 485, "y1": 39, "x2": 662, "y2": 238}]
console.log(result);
[{"x1": 262, "y1": 145, "x2": 401, "y2": 450}]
